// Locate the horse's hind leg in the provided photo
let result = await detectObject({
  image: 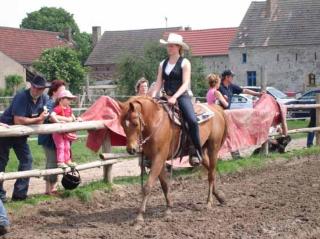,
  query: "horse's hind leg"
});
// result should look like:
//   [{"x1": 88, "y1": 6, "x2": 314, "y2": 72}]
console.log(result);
[
  {"x1": 136, "y1": 157, "x2": 164, "y2": 223},
  {"x1": 158, "y1": 166, "x2": 173, "y2": 216},
  {"x1": 207, "y1": 143, "x2": 225, "y2": 207}
]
